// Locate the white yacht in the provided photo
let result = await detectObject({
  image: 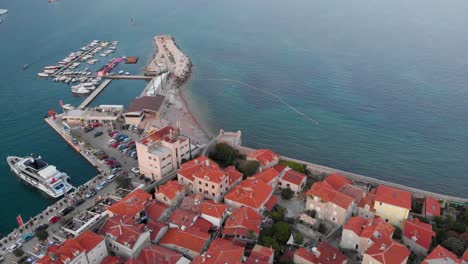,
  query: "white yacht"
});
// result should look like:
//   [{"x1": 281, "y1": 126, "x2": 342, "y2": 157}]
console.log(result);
[
  {"x1": 0, "y1": 9, "x2": 8, "y2": 15},
  {"x1": 62, "y1": 104, "x2": 75, "y2": 110},
  {"x1": 37, "y1": 72, "x2": 49, "y2": 77},
  {"x1": 7, "y1": 155, "x2": 74, "y2": 198},
  {"x1": 72, "y1": 86, "x2": 90, "y2": 94}
]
